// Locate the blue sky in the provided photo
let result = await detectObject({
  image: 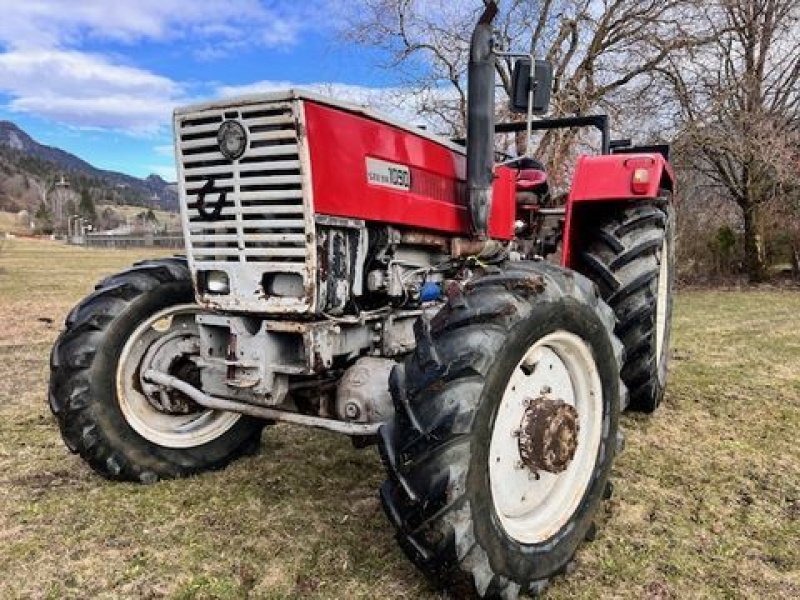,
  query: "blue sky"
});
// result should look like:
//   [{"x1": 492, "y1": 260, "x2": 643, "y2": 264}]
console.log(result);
[{"x1": 0, "y1": 0, "x2": 406, "y2": 181}]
